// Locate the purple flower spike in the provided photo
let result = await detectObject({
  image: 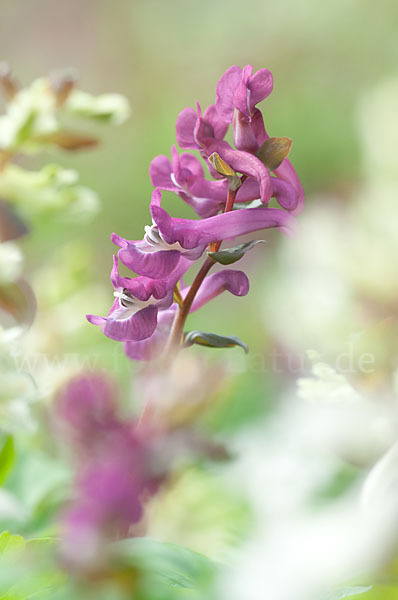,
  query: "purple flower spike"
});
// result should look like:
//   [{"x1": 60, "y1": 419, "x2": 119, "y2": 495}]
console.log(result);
[
  {"x1": 216, "y1": 65, "x2": 273, "y2": 122},
  {"x1": 86, "y1": 255, "x2": 190, "y2": 342},
  {"x1": 150, "y1": 189, "x2": 297, "y2": 252}
]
